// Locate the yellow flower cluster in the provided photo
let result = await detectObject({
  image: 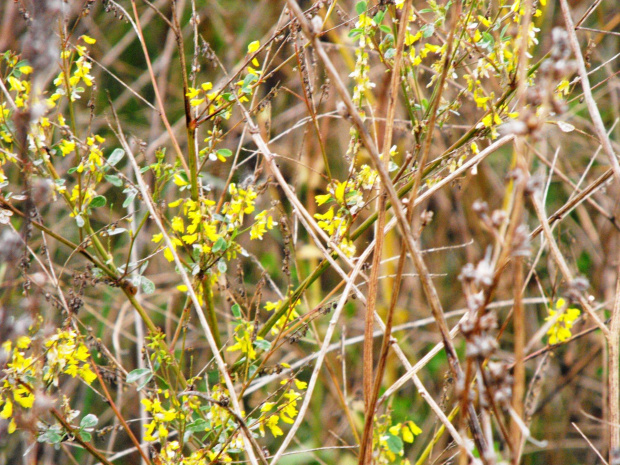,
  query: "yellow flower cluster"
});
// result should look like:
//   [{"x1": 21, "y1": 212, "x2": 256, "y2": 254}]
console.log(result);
[
  {"x1": 44, "y1": 329, "x2": 97, "y2": 386},
  {"x1": 546, "y1": 298, "x2": 581, "y2": 345},
  {"x1": 250, "y1": 210, "x2": 276, "y2": 240},
  {"x1": 258, "y1": 378, "x2": 307, "y2": 437},
  {"x1": 153, "y1": 197, "x2": 222, "y2": 261},
  {"x1": 372, "y1": 414, "x2": 422, "y2": 464},
  {"x1": 1, "y1": 329, "x2": 97, "y2": 435},
  {"x1": 264, "y1": 298, "x2": 300, "y2": 336},
  {"x1": 154, "y1": 440, "x2": 219, "y2": 465},
  {"x1": 49, "y1": 35, "x2": 97, "y2": 106},
  {"x1": 314, "y1": 180, "x2": 358, "y2": 258},
  {"x1": 141, "y1": 391, "x2": 179, "y2": 441},
  {"x1": 1, "y1": 337, "x2": 38, "y2": 433},
  {"x1": 226, "y1": 321, "x2": 266, "y2": 360},
  {"x1": 224, "y1": 183, "x2": 257, "y2": 227}
]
